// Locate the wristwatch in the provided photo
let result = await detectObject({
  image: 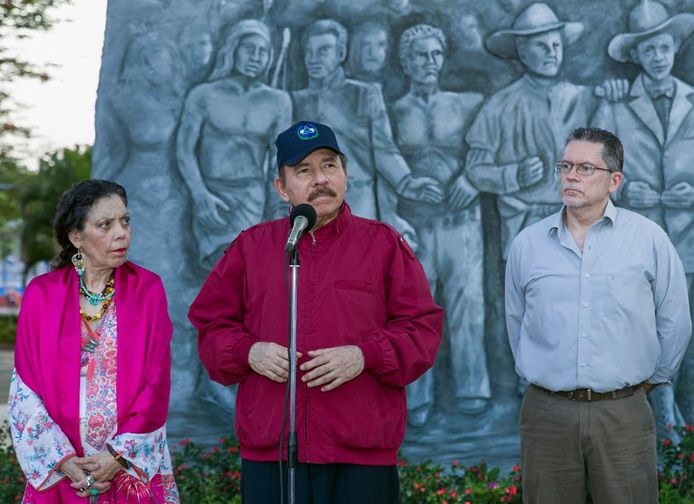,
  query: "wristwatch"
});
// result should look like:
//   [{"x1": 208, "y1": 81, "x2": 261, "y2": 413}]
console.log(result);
[{"x1": 107, "y1": 444, "x2": 130, "y2": 469}]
